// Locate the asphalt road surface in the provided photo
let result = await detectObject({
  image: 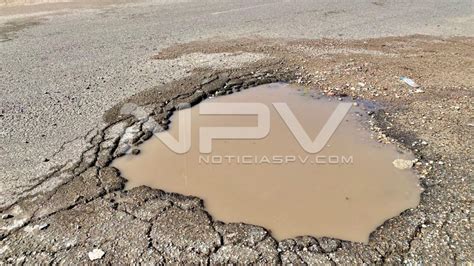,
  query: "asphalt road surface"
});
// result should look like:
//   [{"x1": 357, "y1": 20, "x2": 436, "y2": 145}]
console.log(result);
[
  {"x1": 1, "y1": 0, "x2": 473, "y2": 264},
  {"x1": 1, "y1": 0, "x2": 473, "y2": 215}
]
